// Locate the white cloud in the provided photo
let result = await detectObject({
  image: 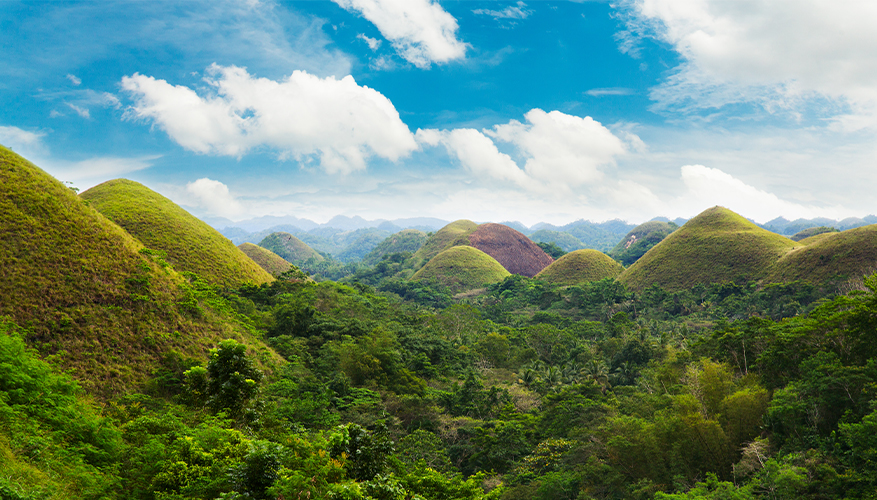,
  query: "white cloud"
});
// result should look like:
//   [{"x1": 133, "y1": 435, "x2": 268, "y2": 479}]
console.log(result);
[
  {"x1": 332, "y1": 0, "x2": 467, "y2": 68},
  {"x1": 122, "y1": 64, "x2": 417, "y2": 174},
  {"x1": 586, "y1": 87, "x2": 634, "y2": 97},
  {"x1": 186, "y1": 178, "x2": 244, "y2": 218},
  {"x1": 416, "y1": 128, "x2": 531, "y2": 187},
  {"x1": 66, "y1": 102, "x2": 90, "y2": 119},
  {"x1": 66, "y1": 74, "x2": 81, "y2": 85},
  {"x1": 620, "y1": 0, "x2": 877, "y2": 122},
  {"x1": 0, "y1": 126, "x2": 46, "y2": 154},
  {"x1": 357, "y1": 33, "x2": 382, "y2": 51},
  {"x1": 473, "y1": 2, "x2": 532, "y2": 20}
]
